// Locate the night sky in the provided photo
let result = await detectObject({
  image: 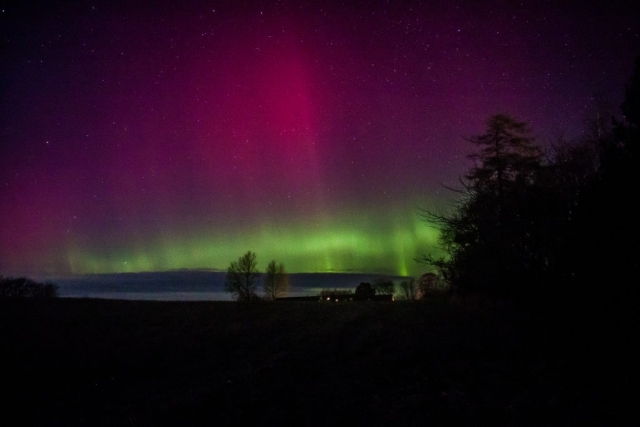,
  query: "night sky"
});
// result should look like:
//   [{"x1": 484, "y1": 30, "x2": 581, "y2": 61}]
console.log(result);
[{"x1": 1, "y1": 1, "x2": 638, "y2": 277}]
